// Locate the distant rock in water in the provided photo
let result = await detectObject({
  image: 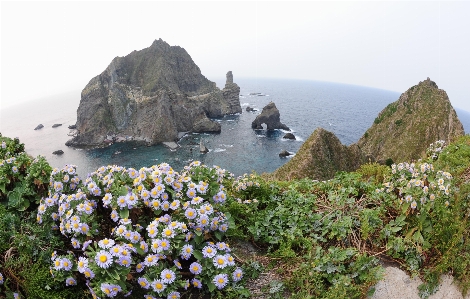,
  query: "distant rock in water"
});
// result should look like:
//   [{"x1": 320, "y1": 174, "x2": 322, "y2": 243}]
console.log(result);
[
  {"x1": 279, "y1": 150, "x2": 291, "y2": 157},
  {"x1": 283, "y1": 133, "x2": 296, "y2": 140},
  {"x1": 34, "y1": 124, "x2": 44, "y2": 130},
  {"x1": 52, "y1": 124, "x2": 62, "y2": 128},
  {"x1": 68, "y1": 124, "x2": 77, "y2": 129},
  {"x1": 273, "y1": 128, "x2": 364, "y2": 181},
  {"x1": 251, "y1": 102, "x2": 290, "y2": 131},
  {"x1": 52, "y1": 150, "x2": 64, "y2": 155},
  {"x1": 199, "y1": 139, "x2": 209, "y2": 153},
  {"x1": 246, "y1": 106, "x2": 255, "y2": 112},
  {"x1": 66, "y1": 39, "x2": 241, "y2": 147},
  {"x1": 356, "y1": 77, "x2": 465, "y2": 163}
]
